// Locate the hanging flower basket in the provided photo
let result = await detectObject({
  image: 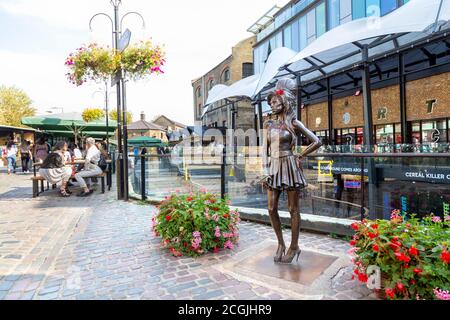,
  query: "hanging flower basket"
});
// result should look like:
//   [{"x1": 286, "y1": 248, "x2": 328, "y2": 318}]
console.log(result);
[
  {"x1": 349, "y1": 210, "x2": 450, "y2": 300},
  {"x1": 65, "y1": 41, "x2": 165, "y2": 86},
  {"x1": 151, "y1": 190, "x2": 240, "y2": 258}
]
